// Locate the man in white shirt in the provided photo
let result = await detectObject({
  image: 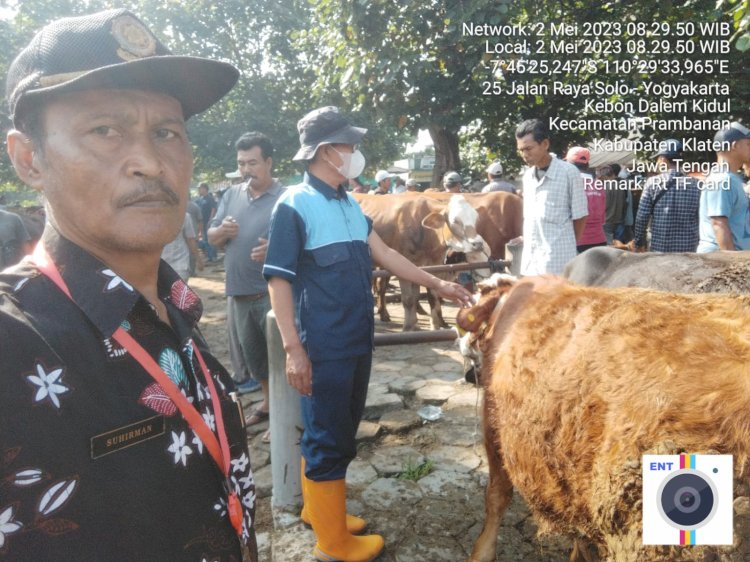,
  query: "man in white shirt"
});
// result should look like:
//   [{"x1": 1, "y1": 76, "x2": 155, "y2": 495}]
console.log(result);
[{"x1": 515, "y1": 119, "x2": 588, "y2": 275}]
